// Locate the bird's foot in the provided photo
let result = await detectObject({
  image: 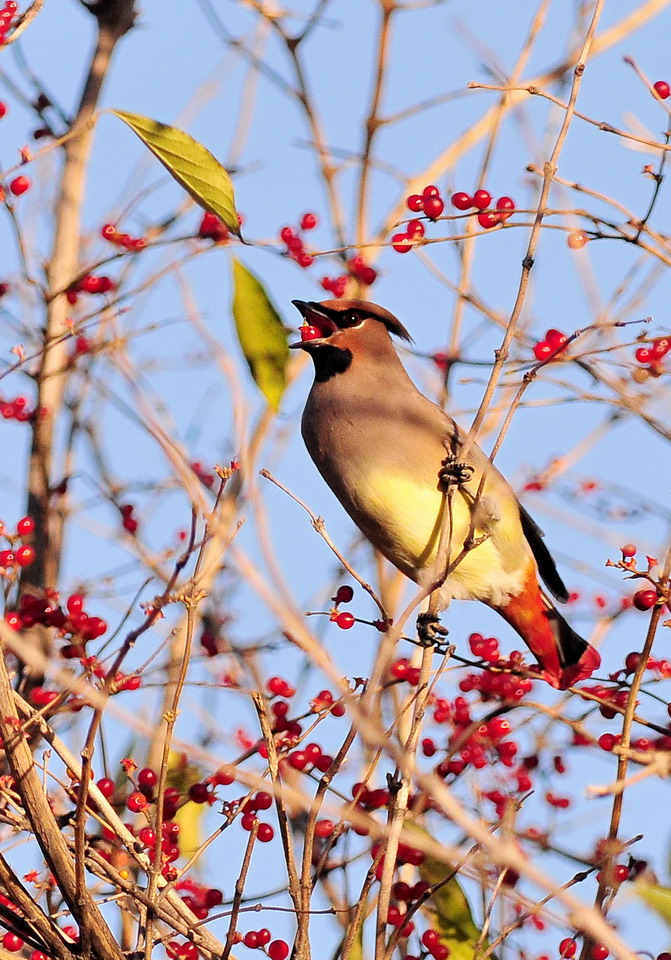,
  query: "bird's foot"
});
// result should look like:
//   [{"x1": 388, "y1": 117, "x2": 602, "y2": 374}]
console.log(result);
[
  {"x1": 439, "y1": 457, "x2": 474, "y2": 489},
  {"x1": 416, "y1": 612, "x2": 449, "y2": 647}
]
